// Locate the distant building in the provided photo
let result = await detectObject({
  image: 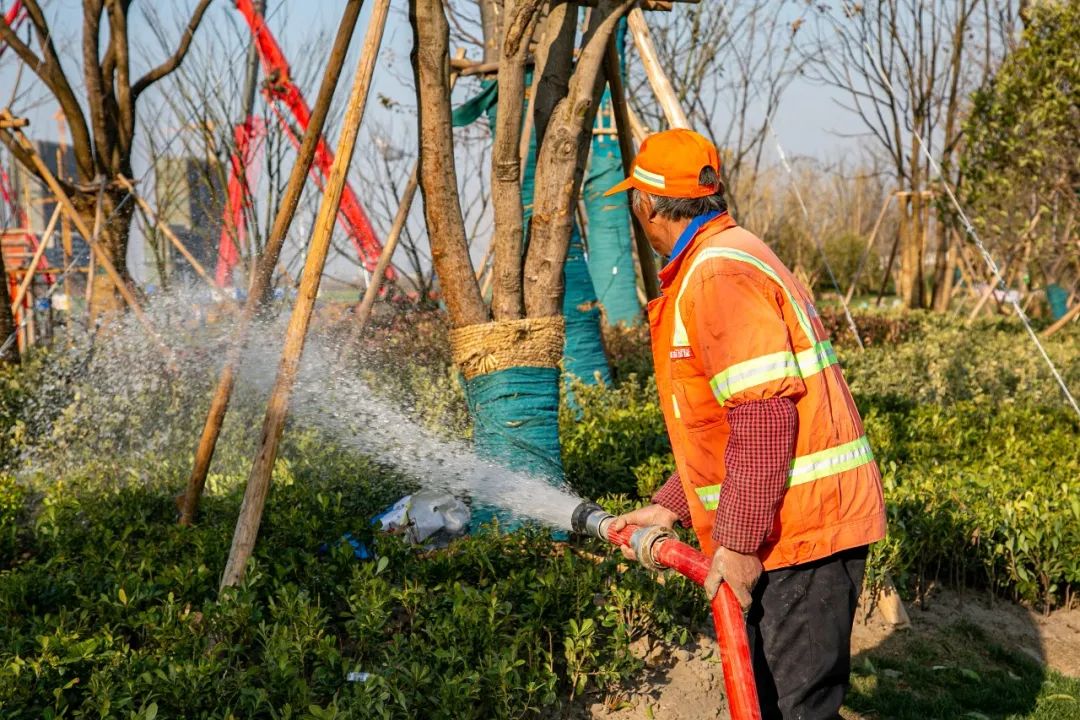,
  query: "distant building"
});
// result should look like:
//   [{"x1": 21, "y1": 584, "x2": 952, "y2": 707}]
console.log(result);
[{"x1": 147, "y1": 156, "x2": 223, "y2": 286}]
